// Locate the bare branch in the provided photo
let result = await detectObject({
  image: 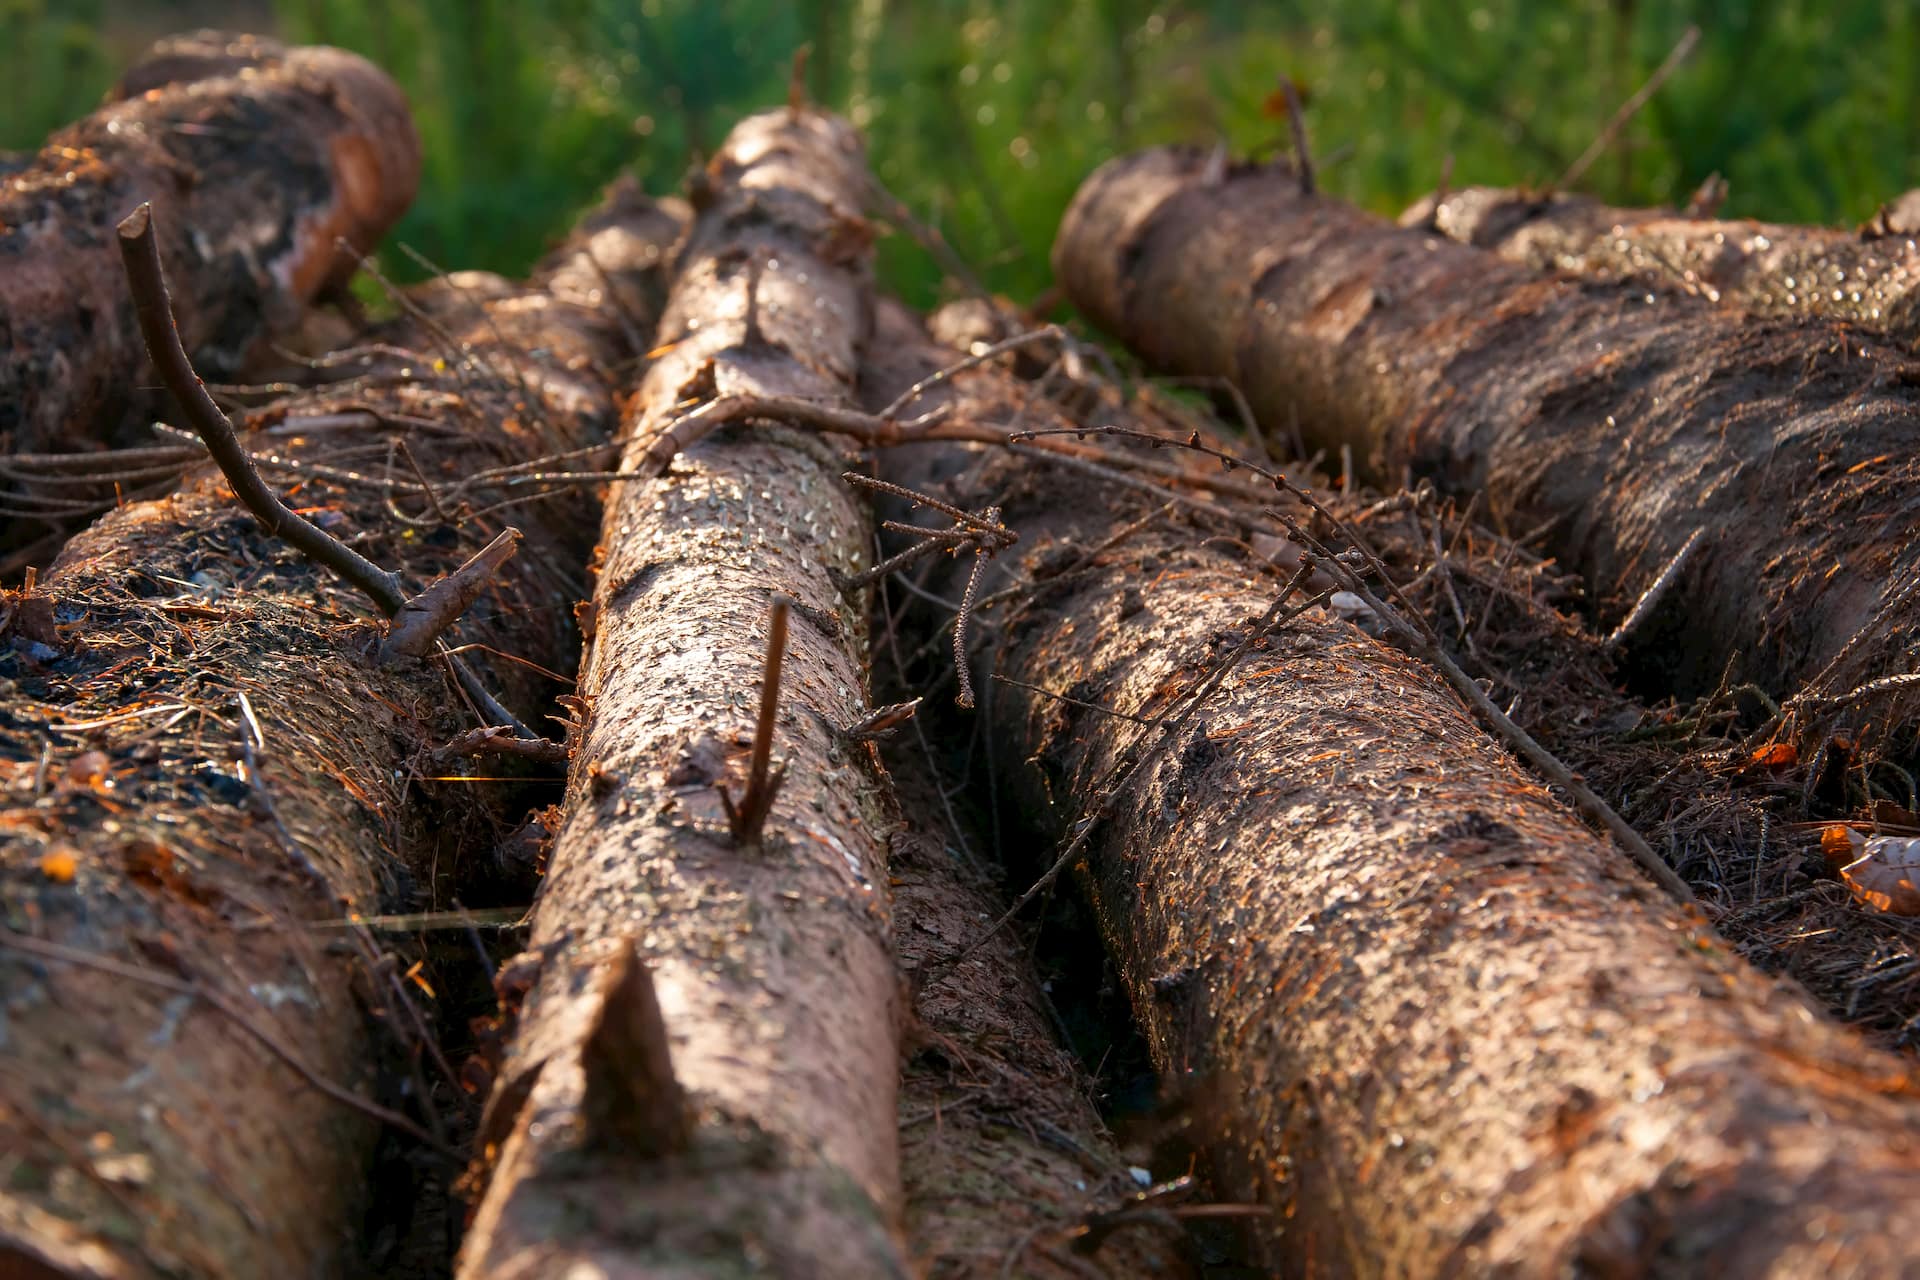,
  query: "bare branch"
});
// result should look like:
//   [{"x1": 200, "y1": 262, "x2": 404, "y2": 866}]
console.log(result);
[{"x1": 117, "y1": 202, "x2": 405, "y2": 616}]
